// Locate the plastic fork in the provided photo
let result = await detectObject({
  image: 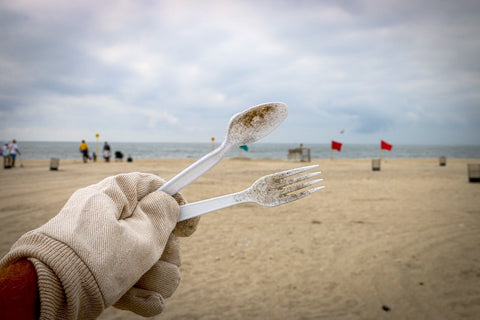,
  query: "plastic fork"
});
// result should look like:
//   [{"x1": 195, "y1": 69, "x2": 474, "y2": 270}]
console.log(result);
[{"x1": 178, "y1": 165, "x2": 324, "y2": 221}]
